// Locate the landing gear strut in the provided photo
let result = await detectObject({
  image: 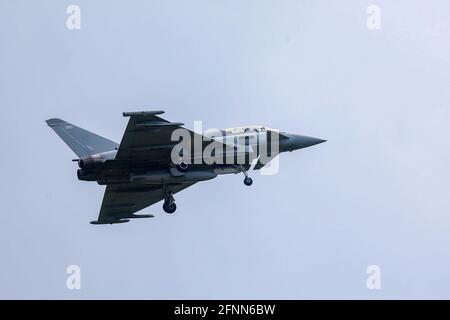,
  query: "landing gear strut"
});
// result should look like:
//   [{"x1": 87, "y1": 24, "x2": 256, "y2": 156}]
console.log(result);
[{"x1": 163, "y1": 189, "x2": 176, "y2": 214}]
